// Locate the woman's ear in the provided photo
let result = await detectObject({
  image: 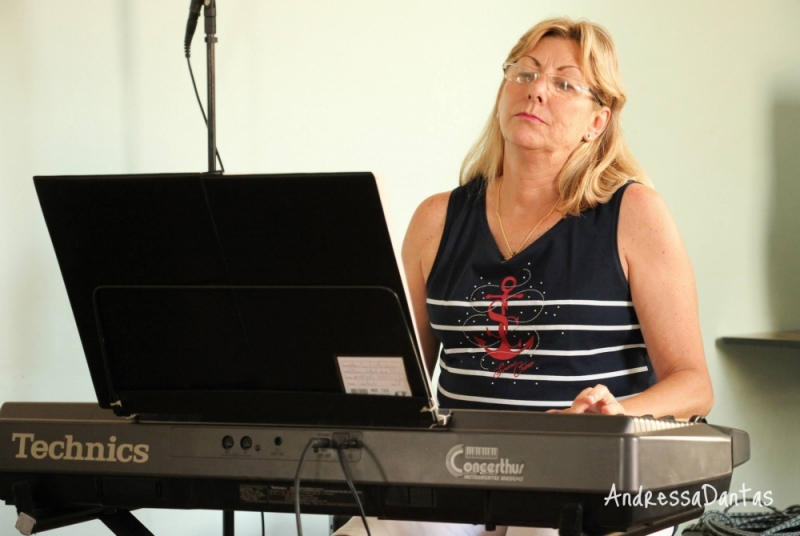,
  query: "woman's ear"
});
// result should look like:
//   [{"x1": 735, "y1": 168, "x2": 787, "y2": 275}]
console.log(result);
[{"x1": 590, "y1": 106, "x2": 611, "y2": 138}]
